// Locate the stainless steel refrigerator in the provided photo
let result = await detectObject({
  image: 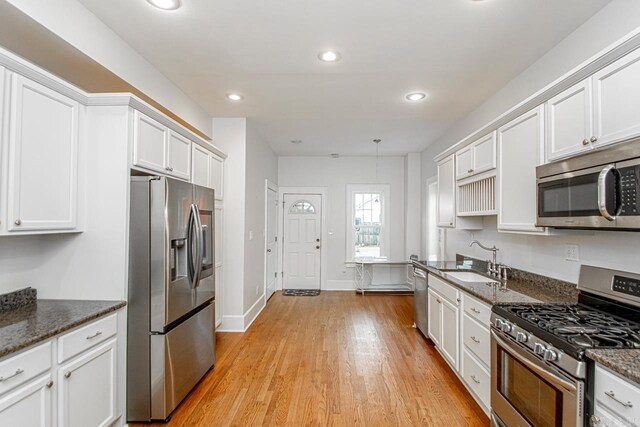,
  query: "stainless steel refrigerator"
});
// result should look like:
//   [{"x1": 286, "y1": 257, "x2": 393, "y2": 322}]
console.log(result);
[{"x1": 127, "y1": 176, "x2": 215, "y2": 422}]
